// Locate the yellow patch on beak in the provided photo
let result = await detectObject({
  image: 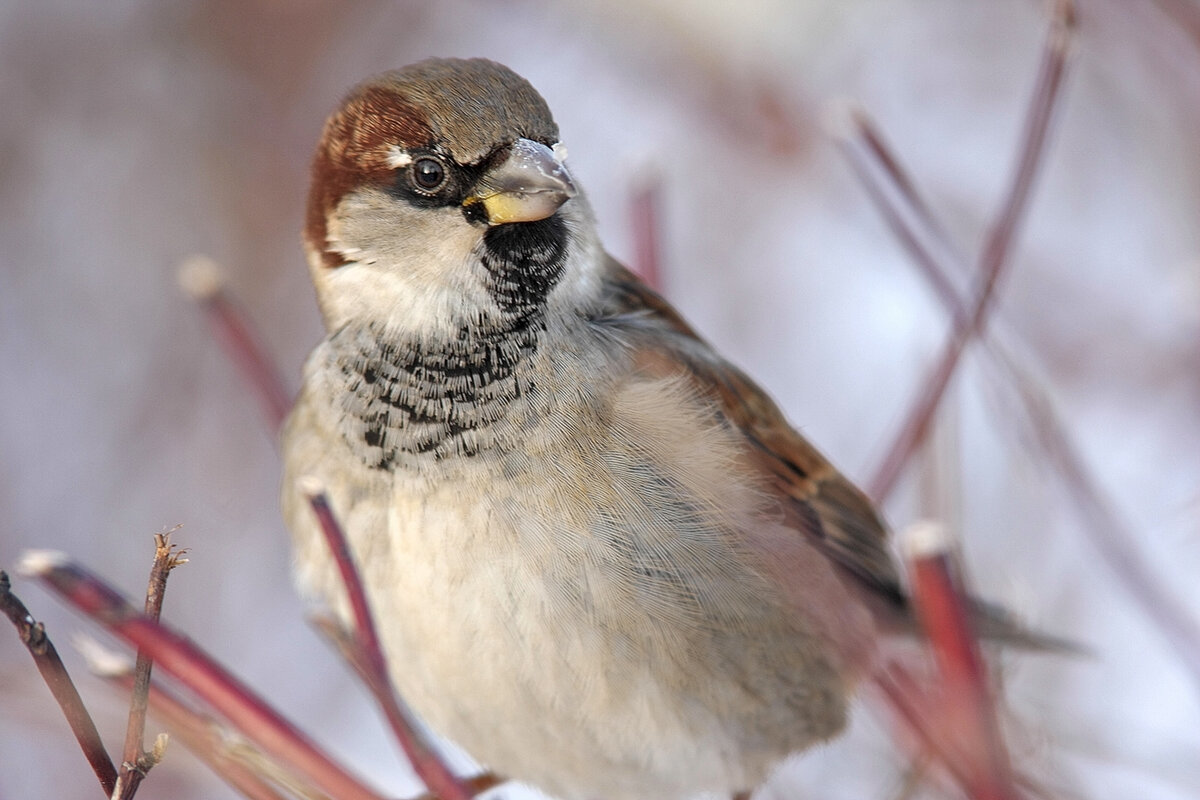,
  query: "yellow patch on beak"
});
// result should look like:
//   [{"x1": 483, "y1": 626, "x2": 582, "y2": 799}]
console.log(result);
[{"x1": 467, "y1": 138, "x2": 577, "y2": 226}]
